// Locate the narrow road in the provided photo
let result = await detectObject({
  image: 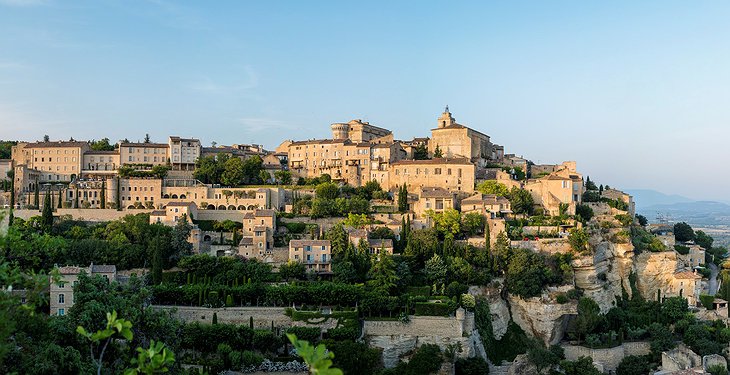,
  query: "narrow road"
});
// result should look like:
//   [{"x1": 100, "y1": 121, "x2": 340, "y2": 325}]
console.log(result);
[{"x1": 709, "y1": 262, "x2": 720, "y2": 296}]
